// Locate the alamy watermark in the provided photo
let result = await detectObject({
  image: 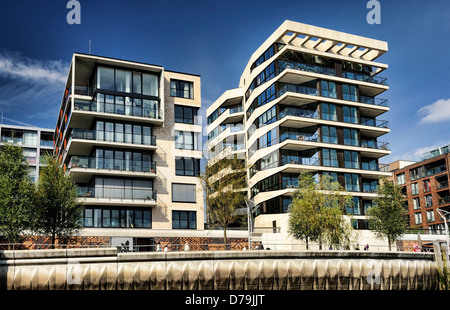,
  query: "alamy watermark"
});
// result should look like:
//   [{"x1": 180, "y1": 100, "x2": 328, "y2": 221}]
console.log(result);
[
  {"x1": 66, "y1": 0, "x2": 81, "y2": 25},
  {"x1": 366, "y1": 0, "x2": 381, "y2": 24}
]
